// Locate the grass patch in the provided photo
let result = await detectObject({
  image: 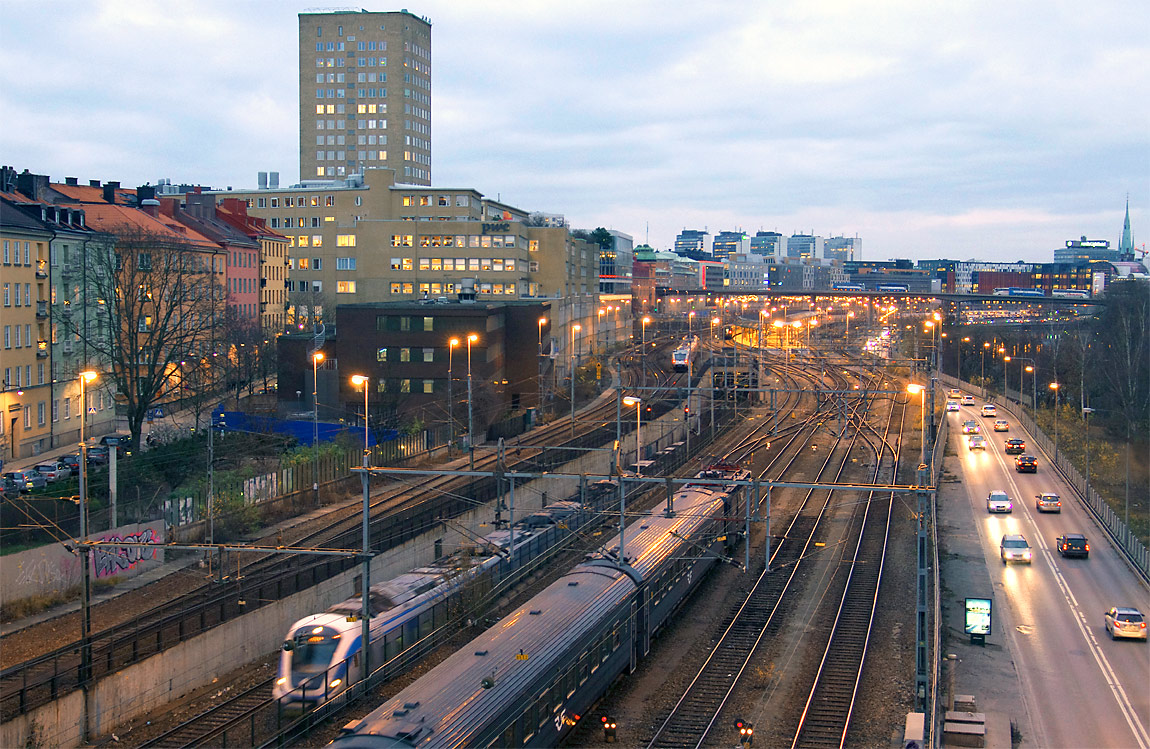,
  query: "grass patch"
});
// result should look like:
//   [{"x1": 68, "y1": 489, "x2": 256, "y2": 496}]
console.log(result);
[{"x1": 0, "y1": 577, "x2": 119, "y2": 623}]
